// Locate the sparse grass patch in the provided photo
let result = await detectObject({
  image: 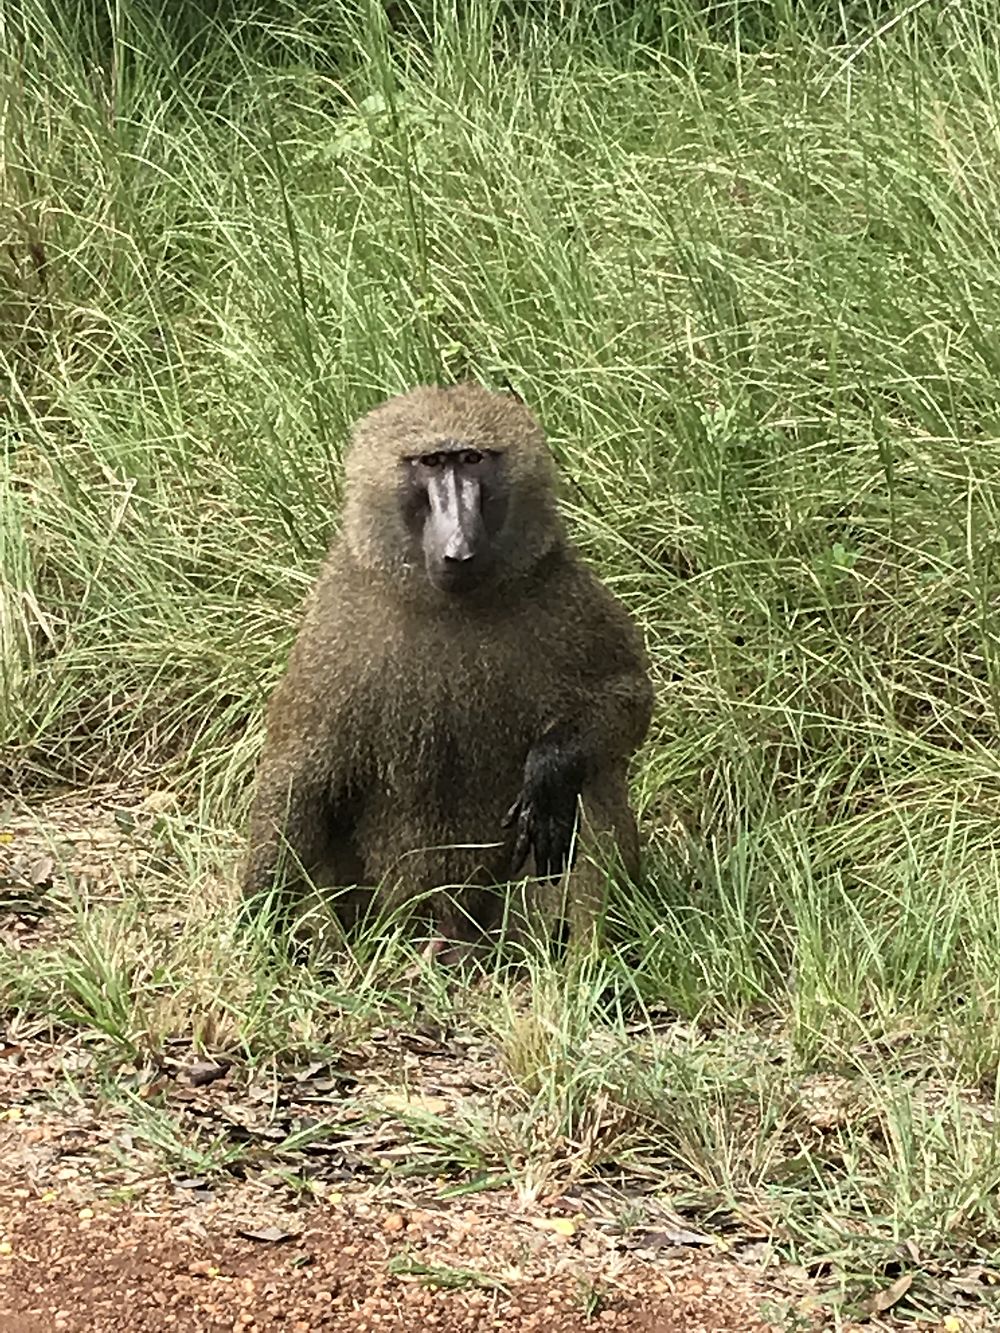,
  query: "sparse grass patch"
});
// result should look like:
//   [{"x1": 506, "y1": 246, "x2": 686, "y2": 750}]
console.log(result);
[{"x1": 387, "y1": 1253, "x2": 510, "y2": 1293}]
